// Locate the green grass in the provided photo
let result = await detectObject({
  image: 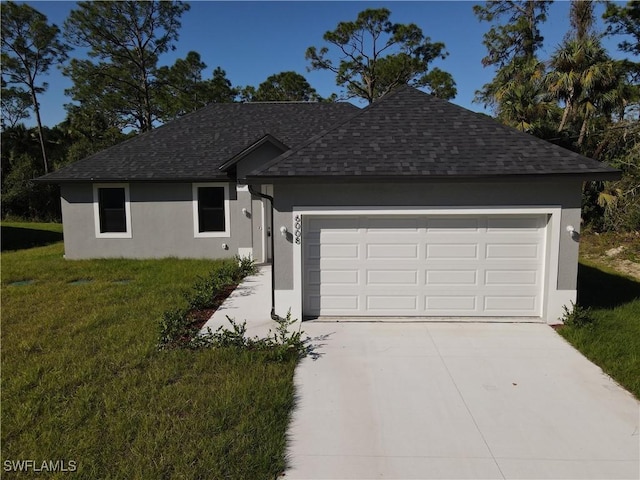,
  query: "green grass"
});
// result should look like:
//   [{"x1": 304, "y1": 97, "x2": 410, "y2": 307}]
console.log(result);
[
  {"x1": 1, "y1": 222, "x2": 296, "y2": 479},
  {"x1": 559, "y1": 260, "x2": 640, "y2": 399}
]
